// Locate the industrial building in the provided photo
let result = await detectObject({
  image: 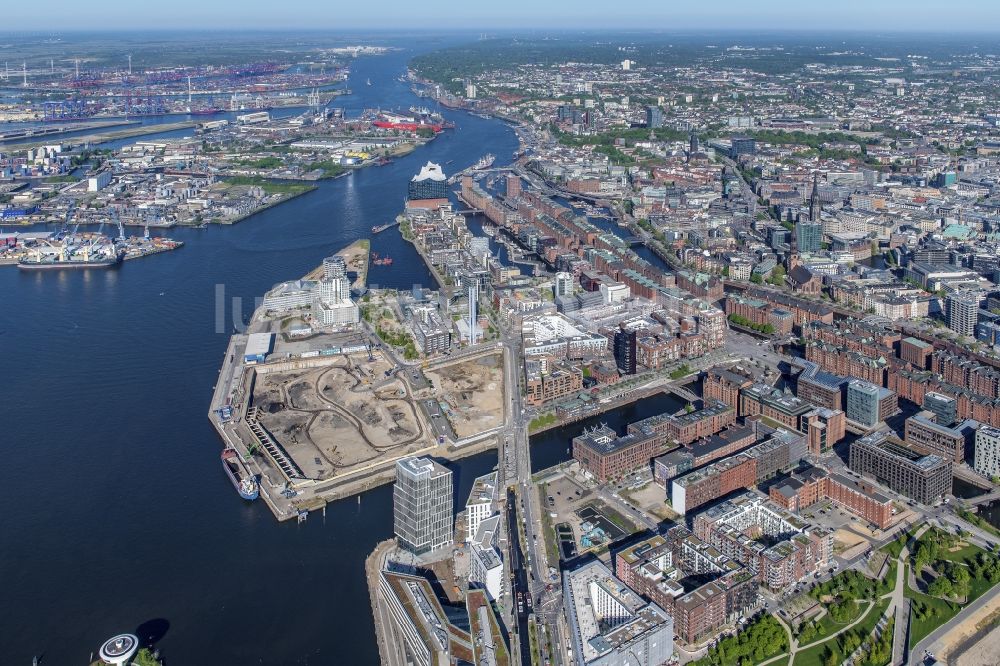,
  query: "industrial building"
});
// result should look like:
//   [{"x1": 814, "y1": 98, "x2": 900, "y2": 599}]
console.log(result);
[{"x1": 244, "y1": 332, "x2": 274, "y2": 364}]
